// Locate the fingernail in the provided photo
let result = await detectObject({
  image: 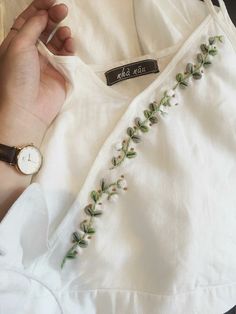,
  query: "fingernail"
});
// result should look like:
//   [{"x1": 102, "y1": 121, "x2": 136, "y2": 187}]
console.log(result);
[{"x1": 37, "y1": 10, "x2": 47, "y2": 16}]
